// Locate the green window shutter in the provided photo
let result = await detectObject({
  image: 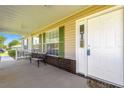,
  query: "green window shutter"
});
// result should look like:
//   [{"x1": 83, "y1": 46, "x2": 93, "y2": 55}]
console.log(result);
[
  {"x1": 31, "y1": 37, "x2": 33, "y2": 49},
  {"x1": 59, "y1": 26, "x2": 65, "y2": 57},
  {"x1": 43, "y1": 33, "x2": 46, "y2": 52},
  {"x1": 39, "y1": 34, "x2": 42, "y2": 50},
  {"x1": 23, "y1": 40, "x2": 24, "y2": 49},
  {"x1": 39, "y1": 34, "x2": 42, "y2": 44},
  {"x1": 43, "y1": 33, "x2": 46, "y2": 43},
  {"x1": 27, "y1": 39, "x2": 28, "y2": 49}
]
